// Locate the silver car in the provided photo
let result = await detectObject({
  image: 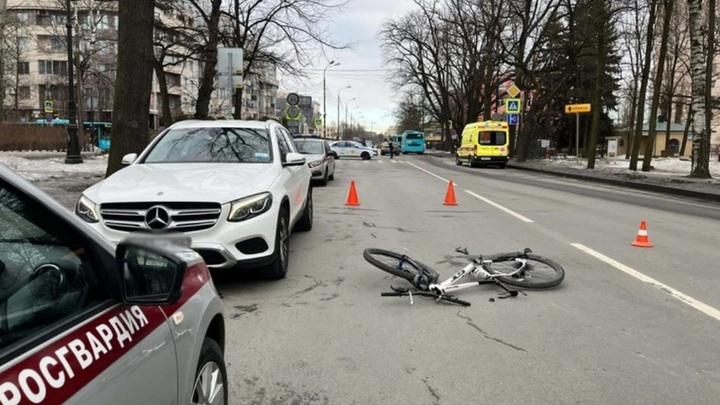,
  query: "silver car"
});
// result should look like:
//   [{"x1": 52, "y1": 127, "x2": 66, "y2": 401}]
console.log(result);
[
  {"x1": 293, "y1": 137, "x2": 336, "y2": 186},
  {"x1": 0, "y1": 164, "x2": 227, "y2": 404}
]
